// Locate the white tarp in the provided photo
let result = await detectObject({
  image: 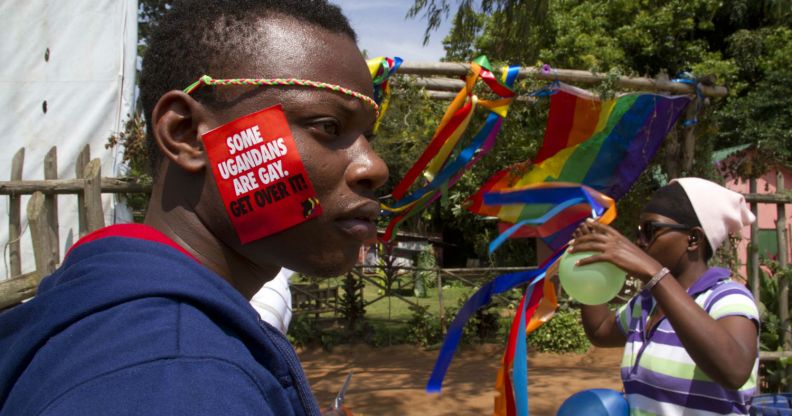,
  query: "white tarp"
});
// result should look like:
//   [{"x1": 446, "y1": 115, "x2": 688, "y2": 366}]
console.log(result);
[{"x1": 0, "y1": 0, "x2": 138, "y2": 279}]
